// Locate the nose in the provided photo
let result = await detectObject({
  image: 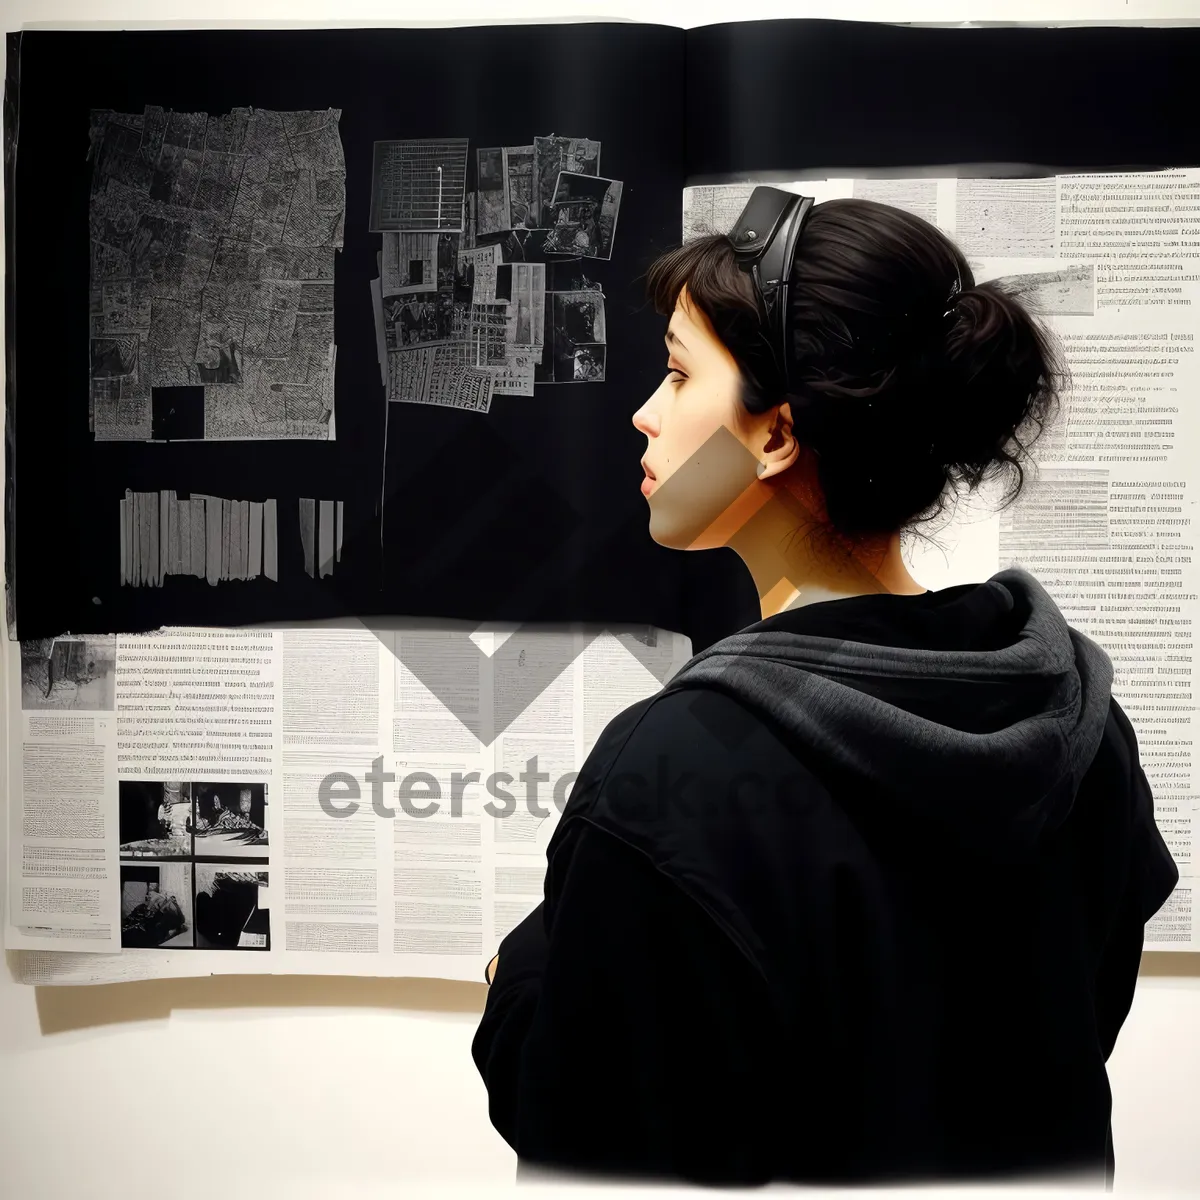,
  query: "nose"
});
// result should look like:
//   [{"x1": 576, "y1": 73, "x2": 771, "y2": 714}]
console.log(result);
[{"x1": 631, "y1": 404, "x2": 660, "y2": 437}]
